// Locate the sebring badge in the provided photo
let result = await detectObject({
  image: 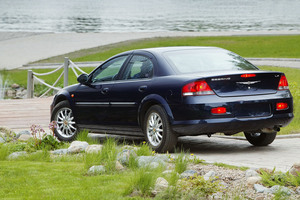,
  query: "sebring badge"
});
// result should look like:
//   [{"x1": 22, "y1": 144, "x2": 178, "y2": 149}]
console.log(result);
[{"x1": 236, "y1": 81, "x2": 261, "y2": 85}]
